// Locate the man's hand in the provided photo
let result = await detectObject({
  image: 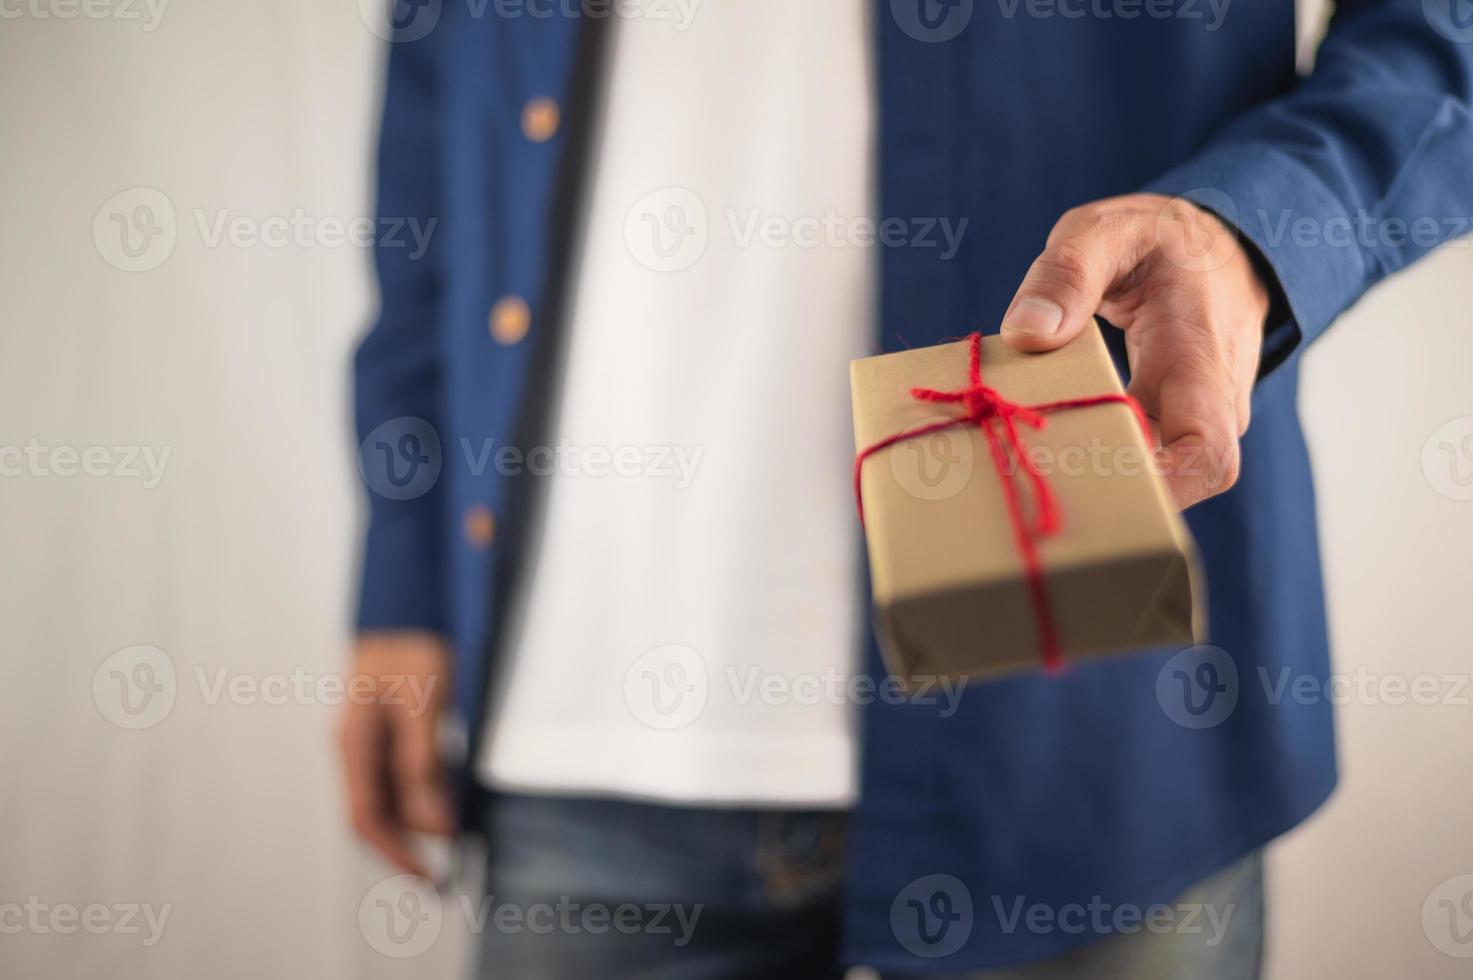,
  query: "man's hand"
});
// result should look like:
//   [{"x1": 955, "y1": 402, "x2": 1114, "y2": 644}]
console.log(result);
[
  {"x1": 1001, "y1": 193, "x2": 1271, "y2": 509},
  {"x1": 338, "y1": 631, "x2": 453, "y2": 877}
]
